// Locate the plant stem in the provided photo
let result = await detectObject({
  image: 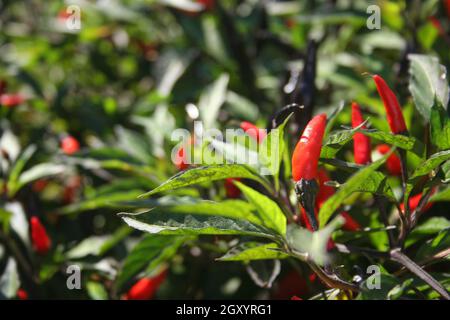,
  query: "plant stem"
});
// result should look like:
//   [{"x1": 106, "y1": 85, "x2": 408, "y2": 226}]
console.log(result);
[{"x1": 390, "y1": 249, "x2": 450, "y2": 300}]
